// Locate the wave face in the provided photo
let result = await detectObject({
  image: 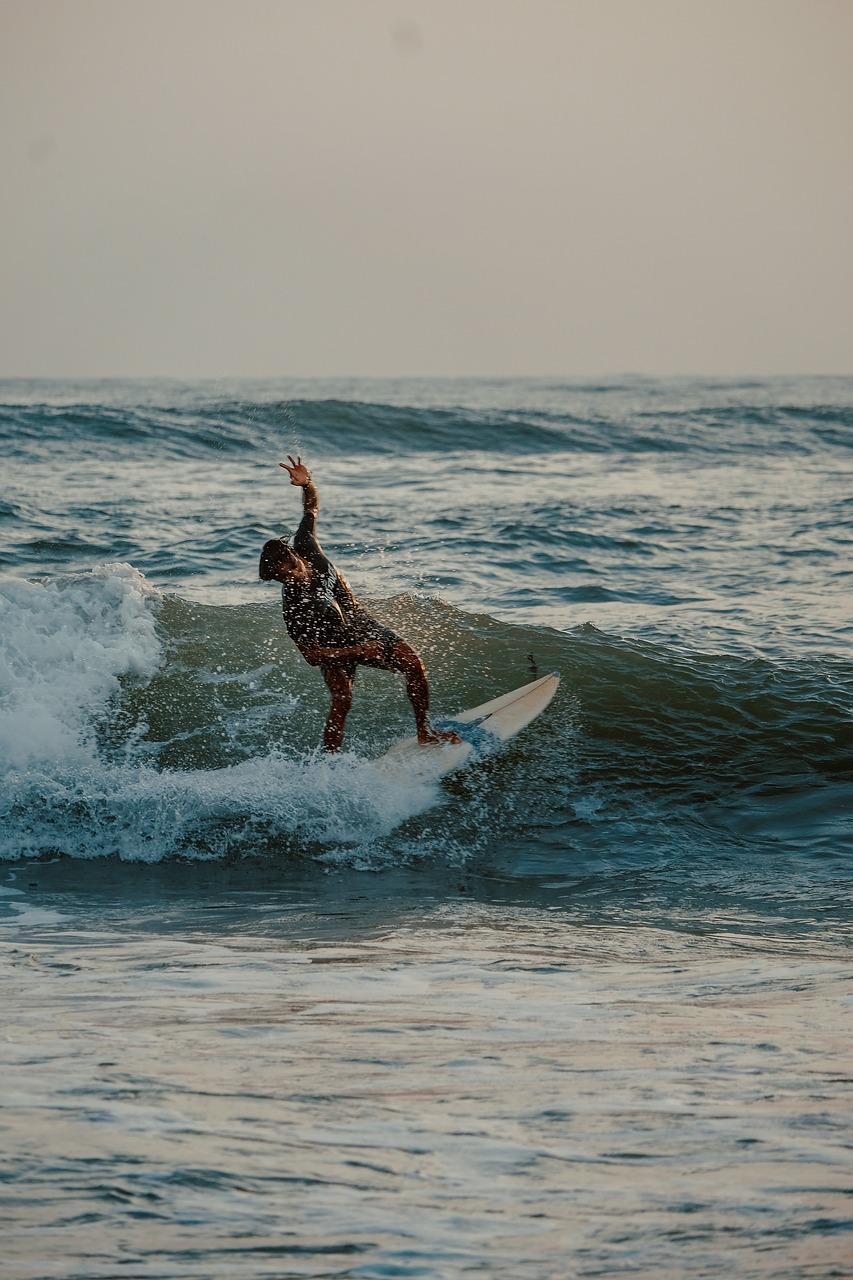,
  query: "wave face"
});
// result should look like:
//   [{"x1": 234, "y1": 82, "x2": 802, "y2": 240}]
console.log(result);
[
  {"x1": 1, "y1": 564, "x2": 850, "y2": 935},
  {"x1": 2, "y1": 376, "x2": 852, "y2": 933}
]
